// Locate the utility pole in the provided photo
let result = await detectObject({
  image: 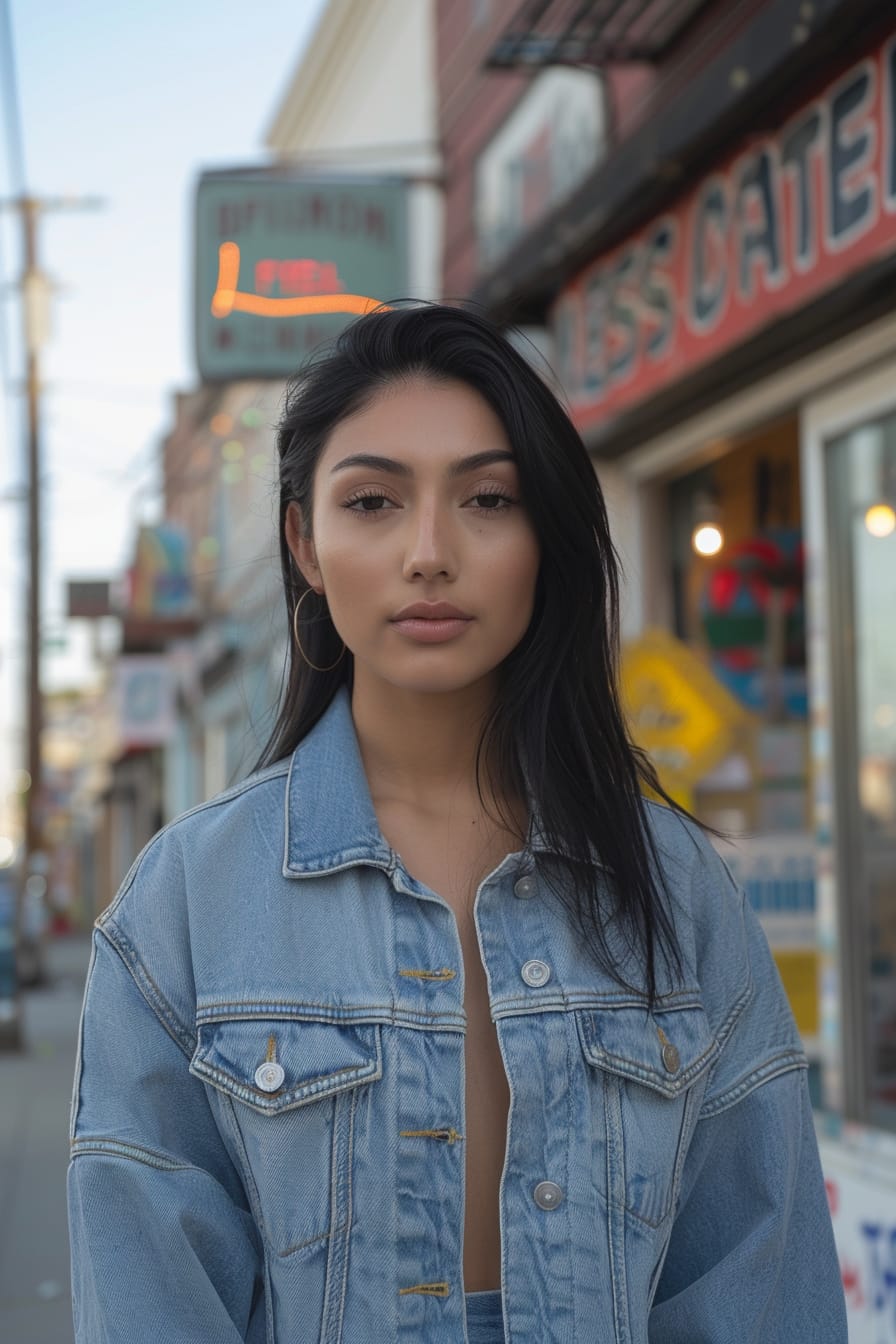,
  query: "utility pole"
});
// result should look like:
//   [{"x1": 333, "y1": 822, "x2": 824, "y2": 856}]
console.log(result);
[
  {"x1": 1, "y1": 194, "x2": 103, "y2": 872},
  {"x1": 23, "y1": 198, "x2": 44, "y2": 863}
]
